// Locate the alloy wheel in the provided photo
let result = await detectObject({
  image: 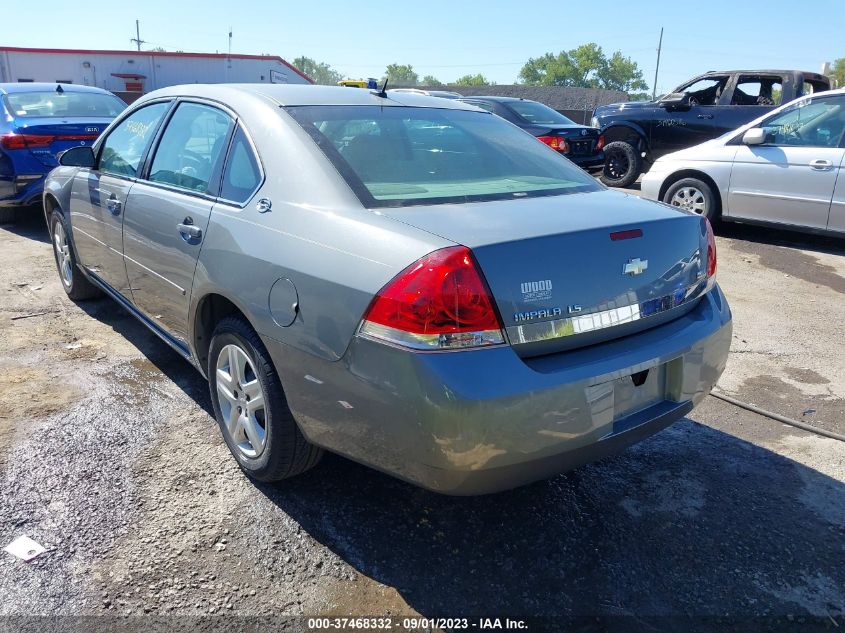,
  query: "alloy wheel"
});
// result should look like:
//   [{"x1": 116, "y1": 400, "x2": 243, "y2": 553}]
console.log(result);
[
  {"x1": 216, "y1": 344, "x2": 267, "y2": 458},
  {"x1": 670, "y1": 186, "x2": 707, "y2": 215},
  {"x1": 53, "y1": 221, "x2": 73, "y2": 288}
]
